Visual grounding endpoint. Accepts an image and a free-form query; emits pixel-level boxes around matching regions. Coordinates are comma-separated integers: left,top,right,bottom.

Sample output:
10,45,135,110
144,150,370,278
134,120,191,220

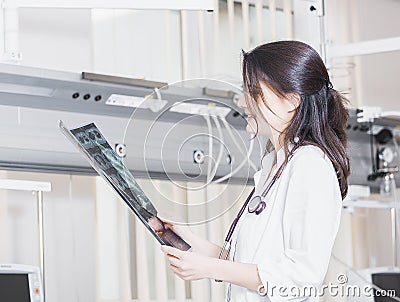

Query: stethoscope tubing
219,146,298,259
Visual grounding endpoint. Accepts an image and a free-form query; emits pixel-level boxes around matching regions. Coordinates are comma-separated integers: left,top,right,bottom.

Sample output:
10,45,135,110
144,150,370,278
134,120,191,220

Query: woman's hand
161,244,263,291
158,214,225,258
164,222,194,243
157,216,195,245
161,245,214,281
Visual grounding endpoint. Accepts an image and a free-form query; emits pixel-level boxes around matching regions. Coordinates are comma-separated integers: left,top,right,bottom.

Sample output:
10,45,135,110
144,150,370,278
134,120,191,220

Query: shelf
343,199,400,209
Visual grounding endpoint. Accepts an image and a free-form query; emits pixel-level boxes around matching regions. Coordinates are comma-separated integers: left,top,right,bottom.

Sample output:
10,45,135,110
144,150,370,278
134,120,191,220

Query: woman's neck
270,131,284,152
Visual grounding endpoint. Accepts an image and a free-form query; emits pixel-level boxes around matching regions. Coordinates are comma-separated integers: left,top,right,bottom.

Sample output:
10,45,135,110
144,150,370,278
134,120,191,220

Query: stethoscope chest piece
248,195,266,215
216,147,297,273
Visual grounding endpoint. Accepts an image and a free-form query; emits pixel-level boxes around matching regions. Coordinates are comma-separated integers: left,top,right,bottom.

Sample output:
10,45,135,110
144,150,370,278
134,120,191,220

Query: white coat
226,145,342,301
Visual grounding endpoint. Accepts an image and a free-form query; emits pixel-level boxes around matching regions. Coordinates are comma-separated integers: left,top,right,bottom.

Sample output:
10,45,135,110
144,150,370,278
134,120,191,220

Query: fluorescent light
0,83,54,97
17,0,215,10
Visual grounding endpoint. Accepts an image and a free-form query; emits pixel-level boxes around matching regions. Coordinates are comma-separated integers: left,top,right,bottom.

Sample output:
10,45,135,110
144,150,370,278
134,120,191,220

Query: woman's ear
285,93,301,113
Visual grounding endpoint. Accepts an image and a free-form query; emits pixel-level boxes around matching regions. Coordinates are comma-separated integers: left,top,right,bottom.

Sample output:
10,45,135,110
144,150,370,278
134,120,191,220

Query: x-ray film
59,120,191,251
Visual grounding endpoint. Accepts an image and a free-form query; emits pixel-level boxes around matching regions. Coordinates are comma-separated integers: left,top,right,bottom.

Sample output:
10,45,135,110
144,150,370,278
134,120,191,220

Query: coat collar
261,143,293,172
254,143,294,193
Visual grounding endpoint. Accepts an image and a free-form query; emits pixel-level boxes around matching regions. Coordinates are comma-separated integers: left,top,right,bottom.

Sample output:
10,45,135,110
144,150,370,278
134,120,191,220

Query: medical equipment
213,116,258,183
220,116,259,172
356,107,400,124
215,146,297,283
0,64,264,182
347,266,400,302
168,98,259,184
366,128,399,186
215,188,254,265
246,157,289,214
247,146,298,215
352,107,400,191
0,264,44,302
204,114,257,184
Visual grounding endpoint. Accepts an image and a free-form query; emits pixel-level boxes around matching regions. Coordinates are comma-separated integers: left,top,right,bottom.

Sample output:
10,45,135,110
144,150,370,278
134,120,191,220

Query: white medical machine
0,264,44,302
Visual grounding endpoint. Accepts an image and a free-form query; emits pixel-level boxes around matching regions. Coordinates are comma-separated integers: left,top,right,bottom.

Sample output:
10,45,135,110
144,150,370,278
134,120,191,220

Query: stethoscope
216,160,284,262
215,152,292,282
213,168,281,284
215,147,296,284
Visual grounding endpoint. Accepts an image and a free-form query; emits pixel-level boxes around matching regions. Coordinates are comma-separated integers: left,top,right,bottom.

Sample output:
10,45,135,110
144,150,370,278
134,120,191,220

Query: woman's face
238,82,299,140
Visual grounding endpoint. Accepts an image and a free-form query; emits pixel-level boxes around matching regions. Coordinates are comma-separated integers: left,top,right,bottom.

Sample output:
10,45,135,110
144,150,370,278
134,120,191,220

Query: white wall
356,0,400,111
91,10,183,83
19,8,92,72
327,0,400,109
17,3,292,84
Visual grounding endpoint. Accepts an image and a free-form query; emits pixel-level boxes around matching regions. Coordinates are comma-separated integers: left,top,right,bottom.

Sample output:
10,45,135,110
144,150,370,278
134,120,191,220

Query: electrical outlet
193,150,205,164
303,0,324,17
169,102,231,118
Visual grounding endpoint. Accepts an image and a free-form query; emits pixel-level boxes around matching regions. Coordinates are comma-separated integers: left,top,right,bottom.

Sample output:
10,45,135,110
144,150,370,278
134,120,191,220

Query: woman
160,40,350,301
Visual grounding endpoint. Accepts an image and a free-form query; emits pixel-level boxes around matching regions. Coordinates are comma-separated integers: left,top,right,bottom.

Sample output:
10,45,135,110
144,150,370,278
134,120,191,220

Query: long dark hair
242,40,350,199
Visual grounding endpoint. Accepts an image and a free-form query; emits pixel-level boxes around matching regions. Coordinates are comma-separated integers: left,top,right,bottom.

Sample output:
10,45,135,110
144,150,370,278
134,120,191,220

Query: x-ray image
59,121,191,251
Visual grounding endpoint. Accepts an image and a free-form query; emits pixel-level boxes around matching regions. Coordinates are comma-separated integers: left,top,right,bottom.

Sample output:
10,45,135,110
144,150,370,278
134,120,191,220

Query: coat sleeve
256,152,342,302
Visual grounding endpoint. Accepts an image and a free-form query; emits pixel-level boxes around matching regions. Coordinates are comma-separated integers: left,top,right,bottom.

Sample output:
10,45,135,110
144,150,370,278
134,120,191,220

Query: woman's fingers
167,255,181,267
157,214,190,237
163,222,173,230
157,216,181,234
169,264,192,280
157,213,176,225
170,263,183,273
161,247,208,281
148,216,165,232
161,245,185,259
